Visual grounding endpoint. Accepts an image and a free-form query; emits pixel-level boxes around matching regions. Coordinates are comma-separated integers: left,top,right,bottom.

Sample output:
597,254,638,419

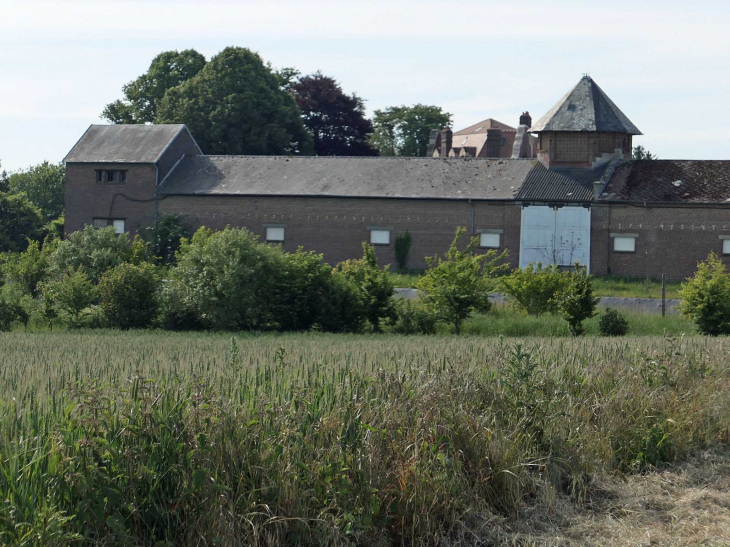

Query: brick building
64,76,730,279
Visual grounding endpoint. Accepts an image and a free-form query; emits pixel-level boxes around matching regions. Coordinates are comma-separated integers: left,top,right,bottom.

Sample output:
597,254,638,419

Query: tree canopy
156,47,313,155
633,145,657,160
0,191,44,253
102,49,207,124
370,104,452,156
291,72,377,156
5,161,65,220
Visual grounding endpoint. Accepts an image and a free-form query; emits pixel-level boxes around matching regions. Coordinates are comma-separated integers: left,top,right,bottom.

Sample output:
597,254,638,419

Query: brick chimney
519,111,532,128
440,127,453,157
485,128,502,158
426,129,440,157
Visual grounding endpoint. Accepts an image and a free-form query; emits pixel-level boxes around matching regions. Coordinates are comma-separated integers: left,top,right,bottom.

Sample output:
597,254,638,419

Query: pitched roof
158,156,536,200
454,118,516,135
516,162,609,202
603,160,730,203
64,124,190,163
530,76,642,135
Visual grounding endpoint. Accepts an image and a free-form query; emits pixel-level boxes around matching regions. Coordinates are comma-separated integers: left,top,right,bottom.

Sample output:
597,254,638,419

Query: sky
1,0,729,172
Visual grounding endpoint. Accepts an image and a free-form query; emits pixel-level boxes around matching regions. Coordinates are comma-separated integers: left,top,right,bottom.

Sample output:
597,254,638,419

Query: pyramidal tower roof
531,76,642,135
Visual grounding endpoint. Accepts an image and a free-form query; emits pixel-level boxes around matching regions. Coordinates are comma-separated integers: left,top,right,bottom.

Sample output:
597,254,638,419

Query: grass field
1,331,728,545
389,271,684,299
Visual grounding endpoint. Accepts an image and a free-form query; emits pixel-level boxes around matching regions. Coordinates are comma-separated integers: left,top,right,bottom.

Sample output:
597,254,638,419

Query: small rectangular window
119,171,126,183
106,170,116,183
613,236,636,252
112,219,125,234
96,170,103,183
266,227,285,242
723,239,730,255
93,218,107,228
370,229,390,245
480,233,500,248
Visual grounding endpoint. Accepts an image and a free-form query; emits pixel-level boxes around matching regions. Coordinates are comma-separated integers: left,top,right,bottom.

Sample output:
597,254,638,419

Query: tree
678,252,730,335
0,161,8,193
102,49,207,124
633,145,657,160
40,268,97,328
138,213,190,266
394,230,412,270
1,239,55,297
157,47,313,155
290,72,378,156
0,192,44,252
500,263,568,316
551,265,599,336
417,227,508,334
98,262,160,329
370,104,452,156
6,161,65,220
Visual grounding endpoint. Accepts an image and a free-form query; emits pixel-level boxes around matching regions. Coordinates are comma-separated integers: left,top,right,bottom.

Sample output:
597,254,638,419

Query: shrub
417,227,508,334
98,262,160,329
0,298,27,331
40,268,98,329
394,229,412,270
335,243,396,332
599,307,629,336
138,213,190,266
318,271,368,333
0,239,53,297
48,225,133,283
389,298,438,334
501,263,568,316
551,265,599,336
679,252,730,335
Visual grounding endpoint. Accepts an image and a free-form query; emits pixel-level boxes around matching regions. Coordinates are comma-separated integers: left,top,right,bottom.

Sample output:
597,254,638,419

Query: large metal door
519,206,590,270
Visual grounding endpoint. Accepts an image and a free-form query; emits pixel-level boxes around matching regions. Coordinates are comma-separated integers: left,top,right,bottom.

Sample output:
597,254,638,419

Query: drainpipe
469,199,475,235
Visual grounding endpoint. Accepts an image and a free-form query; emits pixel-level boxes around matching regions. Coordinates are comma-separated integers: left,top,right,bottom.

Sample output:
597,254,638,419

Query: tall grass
0,332,728,545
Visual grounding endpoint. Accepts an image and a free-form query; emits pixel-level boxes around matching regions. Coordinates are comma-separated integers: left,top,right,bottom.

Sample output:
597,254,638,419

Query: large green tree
291,72,378,156
0,192,44,253
157,47,313,155
370,104,452,156
5,161,65,220
102,49,207,124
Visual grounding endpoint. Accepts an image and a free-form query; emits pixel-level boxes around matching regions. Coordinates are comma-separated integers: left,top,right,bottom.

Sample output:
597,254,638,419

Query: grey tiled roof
158,155,536,200
531,76,642,135
64,124,190,163
516,162,609,202
604,160,730,203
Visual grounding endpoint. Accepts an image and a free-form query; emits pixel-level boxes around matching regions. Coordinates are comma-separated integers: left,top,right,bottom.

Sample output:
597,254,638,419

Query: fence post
661,273,666,317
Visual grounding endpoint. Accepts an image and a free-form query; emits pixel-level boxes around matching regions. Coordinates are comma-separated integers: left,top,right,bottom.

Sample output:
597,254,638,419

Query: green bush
551,265,599,336
599,307,629,336
679,252,730,335
335,243,396,332
138,213,190,266
318,271,368,333
1,239,56,297
501,263,568,316
394,229,412,270
98,262,160,329
40,268,98,329
389,298,438,334
0,298,27,331
417,227,508,334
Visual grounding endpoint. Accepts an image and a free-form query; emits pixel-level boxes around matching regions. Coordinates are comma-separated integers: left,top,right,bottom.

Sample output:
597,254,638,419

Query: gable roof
64,124,191,163
604,160,730,203
516,162,609,202
454,118,516,135
530,76,642,135
158,156,536,200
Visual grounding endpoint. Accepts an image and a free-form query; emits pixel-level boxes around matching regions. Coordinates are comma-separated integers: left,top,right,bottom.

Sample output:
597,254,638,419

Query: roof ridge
197,155,534,161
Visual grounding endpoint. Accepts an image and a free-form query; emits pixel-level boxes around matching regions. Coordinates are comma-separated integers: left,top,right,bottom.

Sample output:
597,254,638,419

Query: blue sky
1,0,729,171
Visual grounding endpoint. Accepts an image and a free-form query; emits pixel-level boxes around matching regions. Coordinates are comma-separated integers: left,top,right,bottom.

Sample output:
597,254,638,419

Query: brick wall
538,132,632,167
159,195,521,269
591,203,730,279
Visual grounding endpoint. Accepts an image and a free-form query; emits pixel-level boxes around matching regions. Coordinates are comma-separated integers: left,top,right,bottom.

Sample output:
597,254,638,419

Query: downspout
469,199,475,235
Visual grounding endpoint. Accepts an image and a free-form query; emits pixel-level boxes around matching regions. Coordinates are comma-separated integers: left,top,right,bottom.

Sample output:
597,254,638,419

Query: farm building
64,76,730,279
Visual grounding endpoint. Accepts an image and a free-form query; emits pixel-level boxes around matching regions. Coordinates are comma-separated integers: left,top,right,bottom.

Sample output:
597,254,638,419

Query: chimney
592,180,603,200
426,129,440,157
519,111,532,128
485,128,502,158
440,127,453,157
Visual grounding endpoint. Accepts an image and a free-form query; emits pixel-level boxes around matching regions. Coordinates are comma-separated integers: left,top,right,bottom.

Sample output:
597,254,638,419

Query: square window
266,227,285,242
480,233,500,248
370,229,390,245
93,218,107,229
112,219,125,234
106,170,116,183
723,239,730,255
613,236,635,252
96,170,103,183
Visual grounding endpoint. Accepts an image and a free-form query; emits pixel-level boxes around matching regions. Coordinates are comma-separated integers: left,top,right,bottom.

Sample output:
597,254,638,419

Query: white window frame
368,227,391,245
112,219,126,234
478,229,502,249
265,226,285,242
611,233,637,253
